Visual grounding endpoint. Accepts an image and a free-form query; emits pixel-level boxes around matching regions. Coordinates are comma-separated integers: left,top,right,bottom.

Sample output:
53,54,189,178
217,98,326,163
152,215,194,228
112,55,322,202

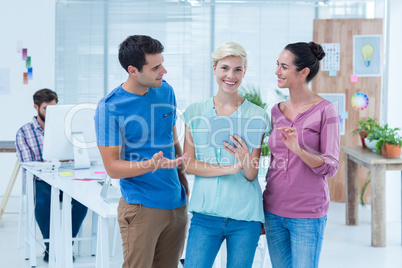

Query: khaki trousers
118,198,187,268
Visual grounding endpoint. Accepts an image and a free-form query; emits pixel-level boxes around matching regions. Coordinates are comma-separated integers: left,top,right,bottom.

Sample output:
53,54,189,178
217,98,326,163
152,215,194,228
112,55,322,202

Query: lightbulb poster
353,35,381,77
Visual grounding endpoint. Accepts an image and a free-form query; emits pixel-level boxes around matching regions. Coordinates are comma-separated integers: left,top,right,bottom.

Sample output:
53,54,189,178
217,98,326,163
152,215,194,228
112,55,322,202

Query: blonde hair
211,42,247,69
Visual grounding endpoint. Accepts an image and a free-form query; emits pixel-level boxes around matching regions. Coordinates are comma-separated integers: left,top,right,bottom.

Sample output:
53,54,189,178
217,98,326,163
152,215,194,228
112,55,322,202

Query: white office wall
0,0,55,196
385,0,402,222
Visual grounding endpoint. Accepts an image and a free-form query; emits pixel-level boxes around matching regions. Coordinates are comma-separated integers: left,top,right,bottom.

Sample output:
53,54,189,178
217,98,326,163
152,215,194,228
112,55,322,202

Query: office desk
341,146,402,247
23,164,119,267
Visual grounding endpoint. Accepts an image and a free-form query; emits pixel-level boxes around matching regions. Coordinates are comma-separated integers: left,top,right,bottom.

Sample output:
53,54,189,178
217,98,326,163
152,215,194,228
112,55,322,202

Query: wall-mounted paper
321,43,340,71
353,35,382,77
351,92,369,111
22,48,28,60
318,93,346,135
0,68,10,94
23,73,28,84
351,75,358,83
27,68,33,80
329,69,337,77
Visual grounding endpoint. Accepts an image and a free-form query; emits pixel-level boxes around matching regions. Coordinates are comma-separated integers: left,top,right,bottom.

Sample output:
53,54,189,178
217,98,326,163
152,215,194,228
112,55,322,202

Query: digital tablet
207,116,266,149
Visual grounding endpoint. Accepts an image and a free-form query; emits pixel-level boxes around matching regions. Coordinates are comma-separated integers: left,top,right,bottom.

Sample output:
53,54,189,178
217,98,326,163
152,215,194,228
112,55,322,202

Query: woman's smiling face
213,56,246,94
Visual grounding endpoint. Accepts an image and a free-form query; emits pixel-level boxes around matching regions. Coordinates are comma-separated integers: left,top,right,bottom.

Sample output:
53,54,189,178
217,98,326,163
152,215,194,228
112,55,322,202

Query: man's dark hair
118,35,164,73
33,88,58,107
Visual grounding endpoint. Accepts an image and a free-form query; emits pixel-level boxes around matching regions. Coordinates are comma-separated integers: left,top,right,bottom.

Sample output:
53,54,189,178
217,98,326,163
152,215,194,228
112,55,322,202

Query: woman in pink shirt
263,42,340,268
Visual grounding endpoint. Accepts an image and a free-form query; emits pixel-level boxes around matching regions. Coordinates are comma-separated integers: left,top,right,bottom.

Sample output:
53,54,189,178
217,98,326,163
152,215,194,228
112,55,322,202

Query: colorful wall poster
353,35,382,77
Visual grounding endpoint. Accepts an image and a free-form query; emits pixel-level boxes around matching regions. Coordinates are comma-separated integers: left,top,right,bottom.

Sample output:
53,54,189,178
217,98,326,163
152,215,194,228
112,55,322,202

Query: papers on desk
73,178,104,181
60,172,74,176
22,161,61,173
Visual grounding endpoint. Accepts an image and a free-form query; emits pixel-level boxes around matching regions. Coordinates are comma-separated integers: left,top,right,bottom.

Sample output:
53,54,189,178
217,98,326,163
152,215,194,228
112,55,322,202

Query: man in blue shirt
95,35,188,268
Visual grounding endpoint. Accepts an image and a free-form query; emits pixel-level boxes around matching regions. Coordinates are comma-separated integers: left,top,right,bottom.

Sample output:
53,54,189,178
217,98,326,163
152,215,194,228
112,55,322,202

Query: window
55,0,375,110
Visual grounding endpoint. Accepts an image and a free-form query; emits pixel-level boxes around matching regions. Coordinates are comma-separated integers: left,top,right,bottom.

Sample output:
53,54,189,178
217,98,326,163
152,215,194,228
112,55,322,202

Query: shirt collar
32,116,44,131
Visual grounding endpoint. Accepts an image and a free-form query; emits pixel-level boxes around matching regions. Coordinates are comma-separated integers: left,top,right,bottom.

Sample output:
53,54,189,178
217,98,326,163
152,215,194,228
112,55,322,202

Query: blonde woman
182,42,270,268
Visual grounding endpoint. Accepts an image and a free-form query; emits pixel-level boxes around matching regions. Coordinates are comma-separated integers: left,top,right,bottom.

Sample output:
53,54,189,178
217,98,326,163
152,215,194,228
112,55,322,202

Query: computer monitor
43,104,101,169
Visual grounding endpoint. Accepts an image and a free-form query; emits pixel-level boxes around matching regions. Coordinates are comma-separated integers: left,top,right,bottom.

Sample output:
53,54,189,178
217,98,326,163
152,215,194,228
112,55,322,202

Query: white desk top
22,164,118,218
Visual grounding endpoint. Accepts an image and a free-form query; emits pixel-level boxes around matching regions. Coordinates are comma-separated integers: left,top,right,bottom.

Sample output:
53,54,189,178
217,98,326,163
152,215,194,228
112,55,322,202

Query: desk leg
62,193,73,268
25,170,37,267
371,165,386,247
96,217,110,268
345,155,359,225
49,186,60,267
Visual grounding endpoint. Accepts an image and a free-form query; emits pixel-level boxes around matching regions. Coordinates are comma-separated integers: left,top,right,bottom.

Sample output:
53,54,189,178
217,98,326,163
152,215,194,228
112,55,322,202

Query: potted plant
258,138,270,177
352,117,380,148
375,124,402,158
365,126,382,152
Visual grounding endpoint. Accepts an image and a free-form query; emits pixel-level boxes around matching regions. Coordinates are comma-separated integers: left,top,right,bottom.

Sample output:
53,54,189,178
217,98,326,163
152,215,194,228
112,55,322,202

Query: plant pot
384,144,402,158
359,131,369,148
364,137,378,152
381,145,387,157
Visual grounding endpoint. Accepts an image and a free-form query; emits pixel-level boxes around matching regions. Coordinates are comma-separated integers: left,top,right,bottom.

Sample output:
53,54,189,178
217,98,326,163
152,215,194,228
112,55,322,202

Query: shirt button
332,161,334,164
284,168,287,171
286,158,288,161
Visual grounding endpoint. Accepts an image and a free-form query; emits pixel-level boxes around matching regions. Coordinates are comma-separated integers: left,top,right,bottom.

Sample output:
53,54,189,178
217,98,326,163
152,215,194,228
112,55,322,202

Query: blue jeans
264,211,327,268
184,212,261,268
35,180,88,249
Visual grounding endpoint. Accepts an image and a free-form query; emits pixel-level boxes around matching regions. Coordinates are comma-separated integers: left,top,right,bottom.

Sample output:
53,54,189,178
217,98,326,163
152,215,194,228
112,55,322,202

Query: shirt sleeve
95,100,121,146
311,103,340,178
15,128,34,163
181,104,195,129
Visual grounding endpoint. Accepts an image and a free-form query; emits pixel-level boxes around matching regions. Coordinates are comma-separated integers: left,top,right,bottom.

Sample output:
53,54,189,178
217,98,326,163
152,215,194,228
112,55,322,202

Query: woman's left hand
223,135,251,168
277,126,301,155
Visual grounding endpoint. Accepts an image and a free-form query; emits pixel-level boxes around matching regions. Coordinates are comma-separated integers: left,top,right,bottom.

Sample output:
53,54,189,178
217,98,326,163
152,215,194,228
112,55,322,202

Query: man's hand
152,151,188,170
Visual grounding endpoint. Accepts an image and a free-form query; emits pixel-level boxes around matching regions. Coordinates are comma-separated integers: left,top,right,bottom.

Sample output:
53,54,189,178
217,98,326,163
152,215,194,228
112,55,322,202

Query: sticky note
94,171,105,174
73,178,104,181
26,57,31,68
27,68,33,80
329,69,337,77
60,172,74,176
17,41,22,53
340,111,349,119
351,75,358,83
22,48,27,60
23,73,28,84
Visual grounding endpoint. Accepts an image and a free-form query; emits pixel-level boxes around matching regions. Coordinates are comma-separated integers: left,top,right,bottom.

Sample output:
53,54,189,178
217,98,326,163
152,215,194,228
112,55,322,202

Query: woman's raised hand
276,126,301,155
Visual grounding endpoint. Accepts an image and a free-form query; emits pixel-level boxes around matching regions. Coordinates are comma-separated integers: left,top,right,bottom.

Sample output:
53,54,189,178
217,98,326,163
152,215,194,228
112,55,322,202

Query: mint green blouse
182,97,270,222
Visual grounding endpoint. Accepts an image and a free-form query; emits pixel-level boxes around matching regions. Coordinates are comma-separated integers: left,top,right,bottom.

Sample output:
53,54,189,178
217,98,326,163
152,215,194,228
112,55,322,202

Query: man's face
135,53,167,89
35,100,57,122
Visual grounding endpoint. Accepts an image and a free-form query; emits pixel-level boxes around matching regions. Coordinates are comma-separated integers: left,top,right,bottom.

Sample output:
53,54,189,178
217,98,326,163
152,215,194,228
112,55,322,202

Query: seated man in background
15,88,88,263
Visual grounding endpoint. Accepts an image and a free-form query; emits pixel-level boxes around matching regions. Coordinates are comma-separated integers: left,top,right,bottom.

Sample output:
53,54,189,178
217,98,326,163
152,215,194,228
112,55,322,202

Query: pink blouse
263,100,340,218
